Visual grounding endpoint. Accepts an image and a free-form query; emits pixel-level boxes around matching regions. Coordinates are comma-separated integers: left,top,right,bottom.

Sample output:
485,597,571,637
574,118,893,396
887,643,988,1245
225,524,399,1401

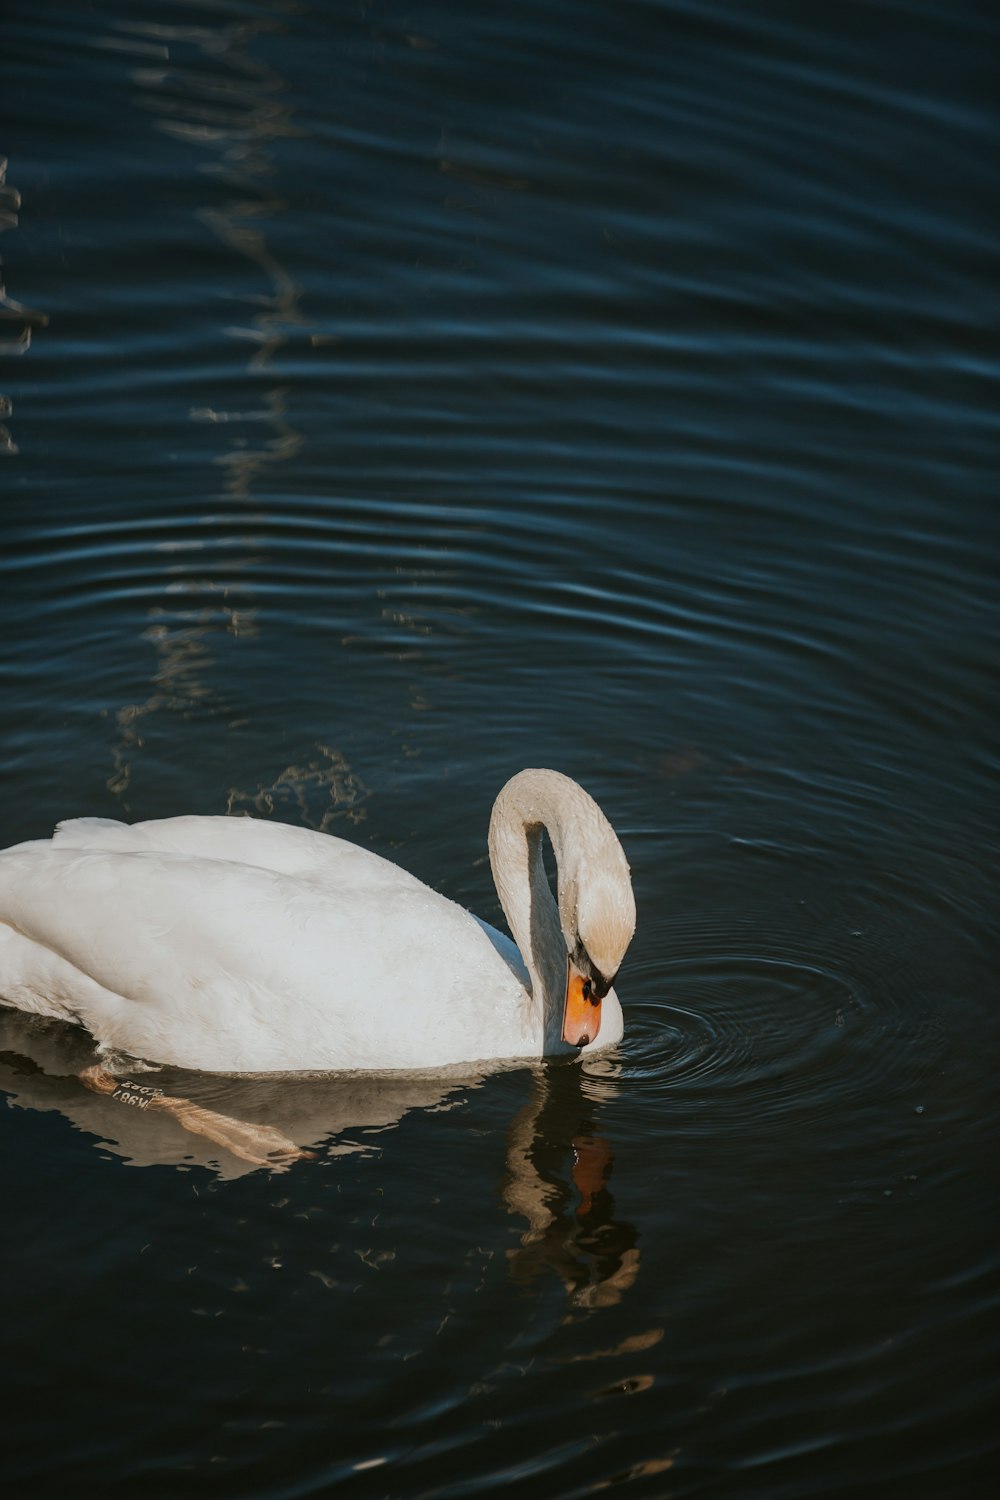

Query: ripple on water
621,932,948,1133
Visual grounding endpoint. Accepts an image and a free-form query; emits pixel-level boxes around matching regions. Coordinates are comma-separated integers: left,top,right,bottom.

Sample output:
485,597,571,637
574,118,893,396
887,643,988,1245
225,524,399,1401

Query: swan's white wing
0,845,533,1071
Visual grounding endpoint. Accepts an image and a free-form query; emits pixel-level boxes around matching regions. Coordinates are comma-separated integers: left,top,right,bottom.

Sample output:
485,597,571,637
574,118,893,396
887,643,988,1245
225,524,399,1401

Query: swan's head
546,780,635,1050
563,864,632,1050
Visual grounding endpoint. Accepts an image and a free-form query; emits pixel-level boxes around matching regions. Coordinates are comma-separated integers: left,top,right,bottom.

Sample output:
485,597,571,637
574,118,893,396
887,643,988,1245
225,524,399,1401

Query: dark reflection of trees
502,1061,640,1309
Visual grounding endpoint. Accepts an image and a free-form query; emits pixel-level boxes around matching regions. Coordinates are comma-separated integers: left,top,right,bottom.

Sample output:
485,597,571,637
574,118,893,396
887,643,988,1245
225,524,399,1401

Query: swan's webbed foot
79,1064,315,1169
163,1096,316,1168
79,1064,118,1096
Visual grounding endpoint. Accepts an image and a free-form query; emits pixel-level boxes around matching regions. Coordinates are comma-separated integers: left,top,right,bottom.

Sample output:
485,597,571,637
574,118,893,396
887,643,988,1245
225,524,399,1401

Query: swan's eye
582,978,594,1004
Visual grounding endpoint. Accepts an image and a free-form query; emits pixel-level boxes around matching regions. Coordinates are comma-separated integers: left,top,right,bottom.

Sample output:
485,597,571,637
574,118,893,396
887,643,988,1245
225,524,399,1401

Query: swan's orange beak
562,960,602,1048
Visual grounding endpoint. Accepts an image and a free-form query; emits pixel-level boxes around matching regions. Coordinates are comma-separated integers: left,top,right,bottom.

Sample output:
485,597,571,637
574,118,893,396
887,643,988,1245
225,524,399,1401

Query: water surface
1,1,996,1495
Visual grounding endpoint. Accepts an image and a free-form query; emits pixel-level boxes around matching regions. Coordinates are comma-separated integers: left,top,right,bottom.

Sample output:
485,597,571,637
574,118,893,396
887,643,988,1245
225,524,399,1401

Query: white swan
0,769,635,1073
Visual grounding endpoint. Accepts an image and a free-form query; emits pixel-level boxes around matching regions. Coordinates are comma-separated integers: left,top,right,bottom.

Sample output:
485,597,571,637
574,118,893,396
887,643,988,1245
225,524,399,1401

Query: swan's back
49,814,428,893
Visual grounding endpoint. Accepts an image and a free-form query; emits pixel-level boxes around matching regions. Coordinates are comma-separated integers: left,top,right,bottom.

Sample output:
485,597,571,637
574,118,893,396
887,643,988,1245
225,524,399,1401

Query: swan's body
0,770,635,1074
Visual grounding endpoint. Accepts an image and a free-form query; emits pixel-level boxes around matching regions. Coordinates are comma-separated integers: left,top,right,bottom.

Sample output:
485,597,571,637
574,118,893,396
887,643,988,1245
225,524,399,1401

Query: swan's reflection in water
0,1011,639,1307
0,1009,471,1178
503,1060,639,1310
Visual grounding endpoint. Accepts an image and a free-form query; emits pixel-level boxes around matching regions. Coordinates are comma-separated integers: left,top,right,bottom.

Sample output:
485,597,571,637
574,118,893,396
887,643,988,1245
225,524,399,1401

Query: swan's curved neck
488,770,586,1050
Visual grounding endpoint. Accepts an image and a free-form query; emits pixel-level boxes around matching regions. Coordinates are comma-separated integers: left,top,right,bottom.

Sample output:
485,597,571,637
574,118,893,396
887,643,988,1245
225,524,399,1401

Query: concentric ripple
620,930,949,1133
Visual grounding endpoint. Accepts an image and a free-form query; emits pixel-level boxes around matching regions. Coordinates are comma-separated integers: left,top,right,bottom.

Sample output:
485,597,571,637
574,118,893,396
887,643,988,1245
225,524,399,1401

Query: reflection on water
105,6,311,810
0,1008,473,1178
0,157,48,453
128,4,306,385
0,1008,640,1308
226,742,370,829
504,1061,640,1310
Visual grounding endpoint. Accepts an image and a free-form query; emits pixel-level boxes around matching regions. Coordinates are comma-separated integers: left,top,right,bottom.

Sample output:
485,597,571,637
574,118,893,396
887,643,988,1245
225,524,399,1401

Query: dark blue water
1,2,997,1495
